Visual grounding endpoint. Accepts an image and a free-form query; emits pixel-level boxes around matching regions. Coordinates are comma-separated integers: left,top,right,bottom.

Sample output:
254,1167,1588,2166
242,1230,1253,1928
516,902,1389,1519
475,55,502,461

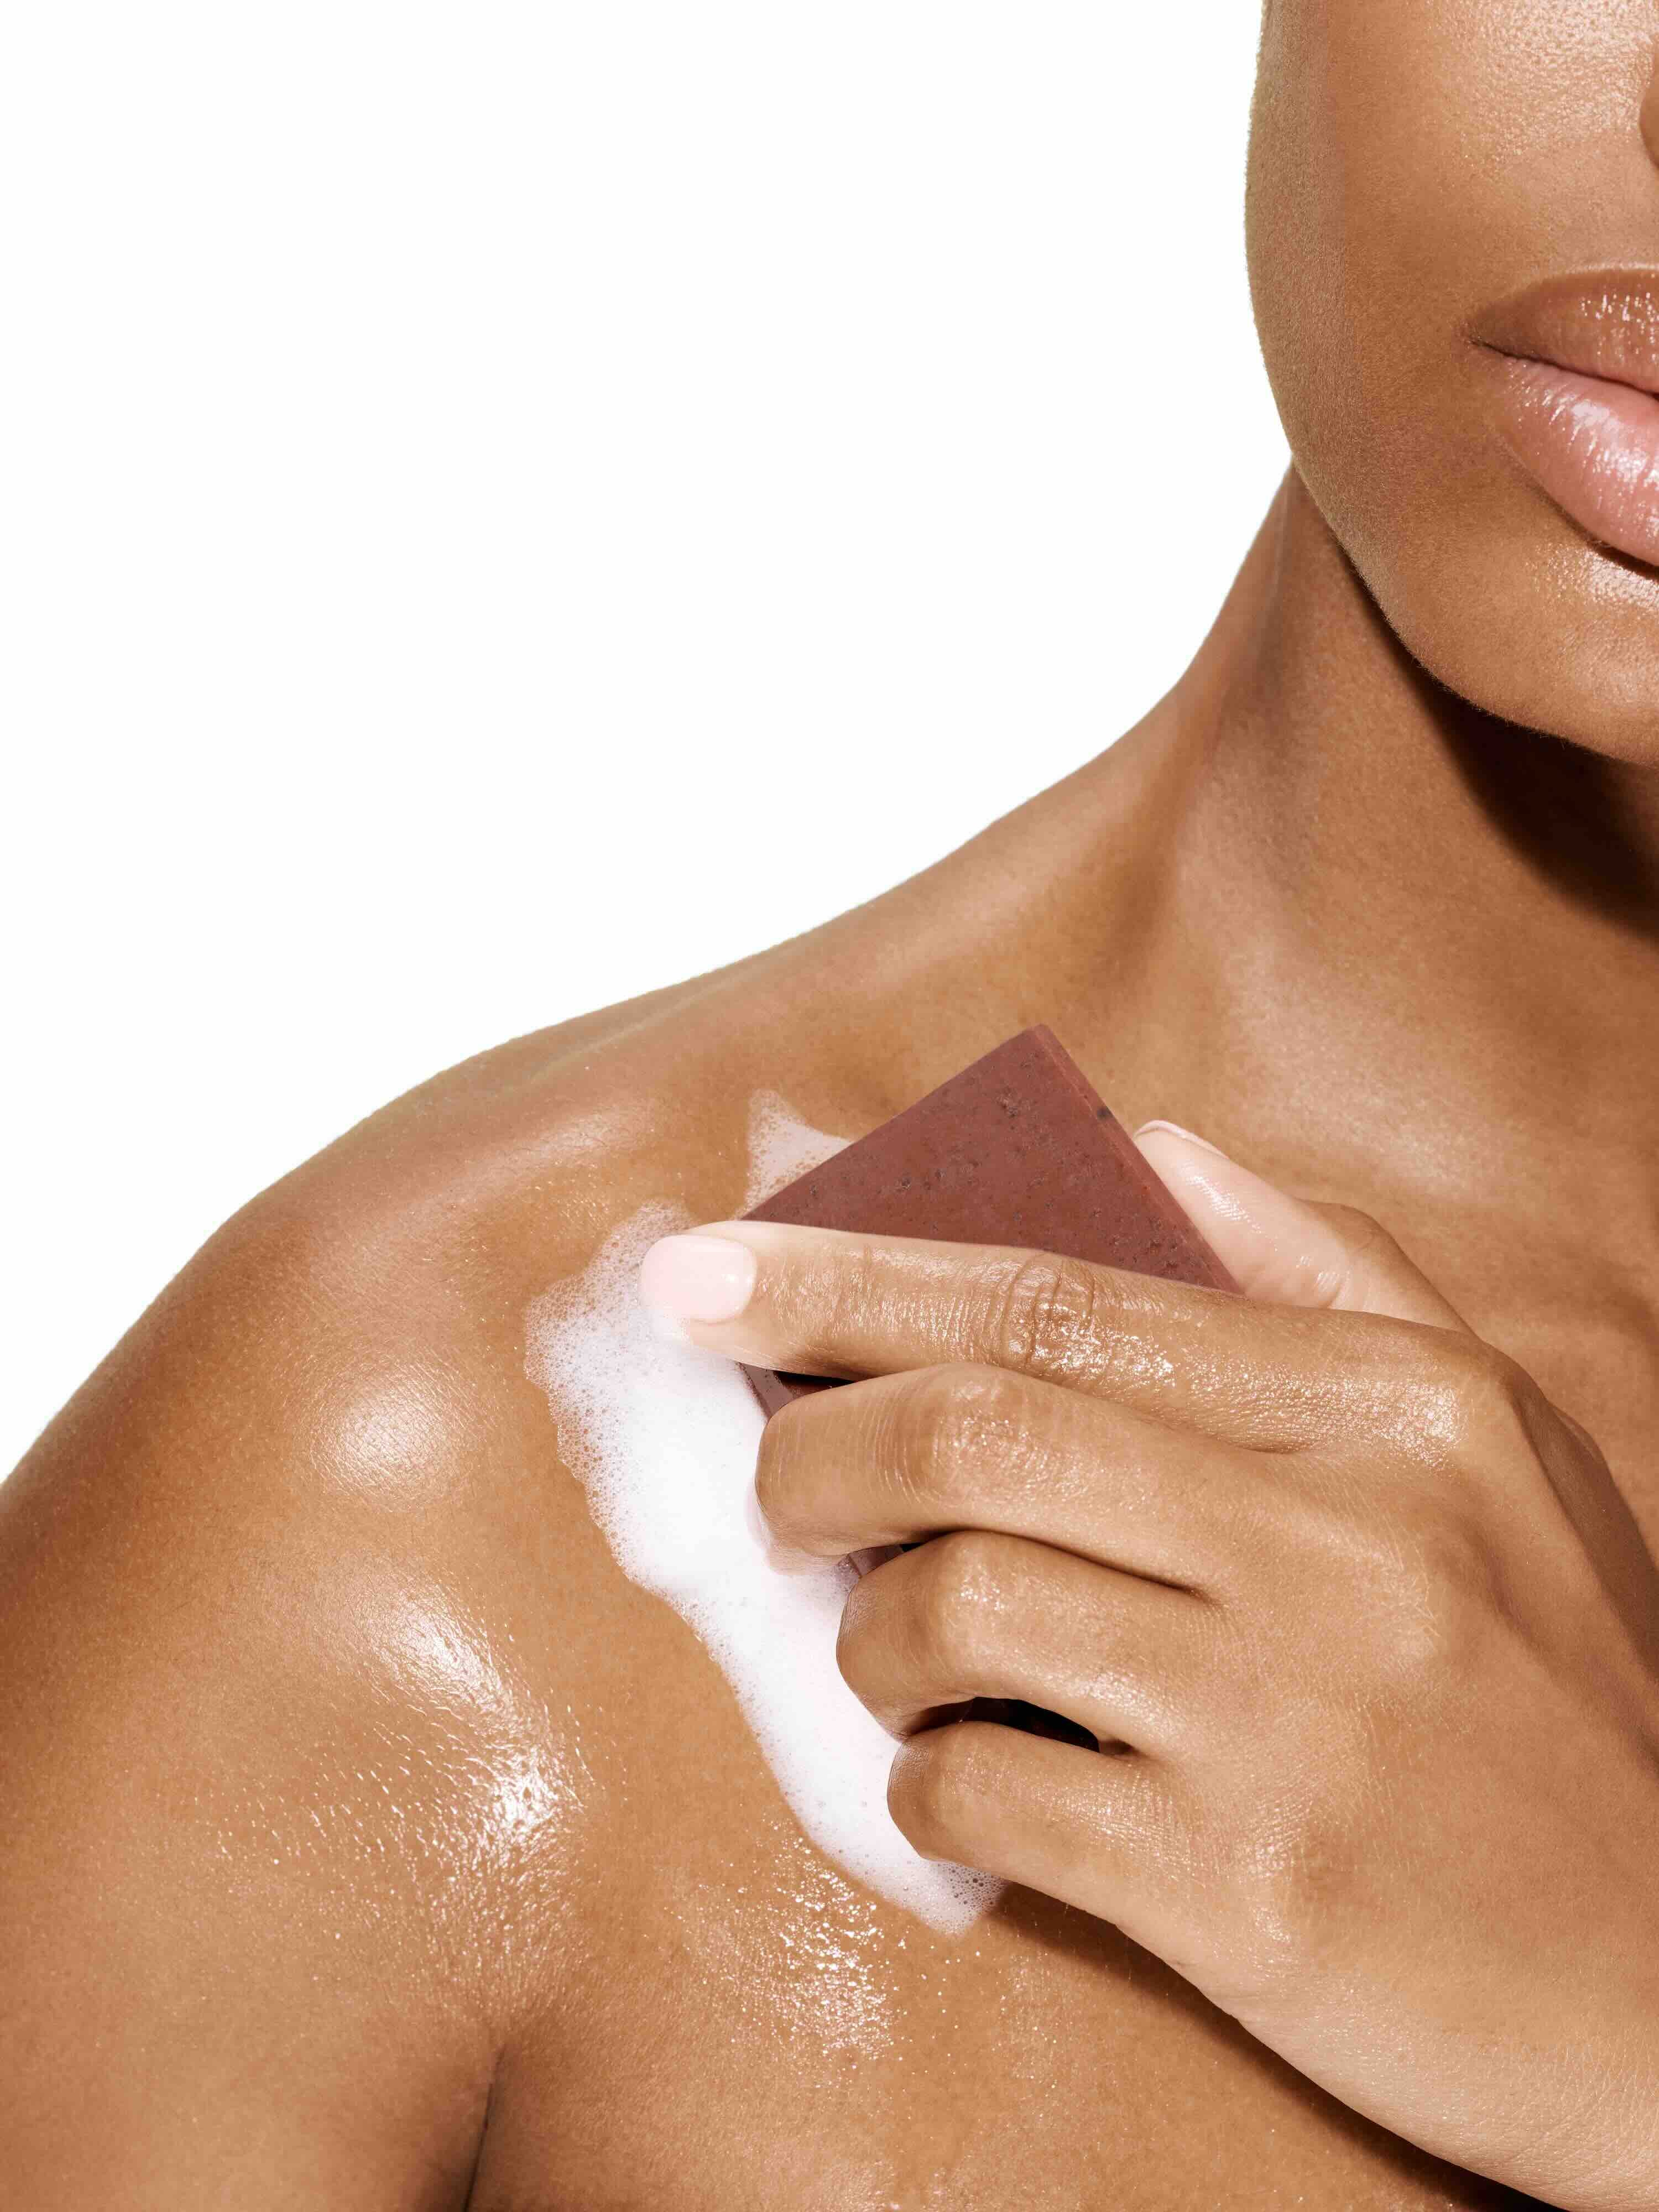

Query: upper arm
0,1197,575,2208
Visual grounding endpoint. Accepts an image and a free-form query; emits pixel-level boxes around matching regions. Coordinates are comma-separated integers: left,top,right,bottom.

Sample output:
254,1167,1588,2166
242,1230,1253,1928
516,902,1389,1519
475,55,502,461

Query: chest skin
455,1208,1632,2212
462,1587,1537,2212
351,864,1654,2212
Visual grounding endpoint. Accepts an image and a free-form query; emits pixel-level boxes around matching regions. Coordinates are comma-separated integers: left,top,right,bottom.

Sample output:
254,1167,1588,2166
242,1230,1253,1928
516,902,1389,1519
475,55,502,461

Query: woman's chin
1367,507,1659,767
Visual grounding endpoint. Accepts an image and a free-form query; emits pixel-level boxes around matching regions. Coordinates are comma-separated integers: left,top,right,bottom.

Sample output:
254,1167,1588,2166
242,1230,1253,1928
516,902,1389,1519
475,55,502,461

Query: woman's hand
639,1129,1659,2211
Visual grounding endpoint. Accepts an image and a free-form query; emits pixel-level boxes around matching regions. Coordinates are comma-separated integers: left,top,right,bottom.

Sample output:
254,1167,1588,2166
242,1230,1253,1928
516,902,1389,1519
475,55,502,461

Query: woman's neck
1035,471,1659,1240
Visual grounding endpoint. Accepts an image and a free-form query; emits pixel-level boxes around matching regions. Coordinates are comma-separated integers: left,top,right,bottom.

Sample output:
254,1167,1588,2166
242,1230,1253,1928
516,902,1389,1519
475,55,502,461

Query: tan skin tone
6,2,1659,2204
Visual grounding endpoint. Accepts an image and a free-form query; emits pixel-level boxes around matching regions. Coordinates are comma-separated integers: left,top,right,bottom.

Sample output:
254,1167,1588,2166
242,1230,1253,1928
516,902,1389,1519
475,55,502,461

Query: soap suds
742,1088,850,1210
524,1097,999,1934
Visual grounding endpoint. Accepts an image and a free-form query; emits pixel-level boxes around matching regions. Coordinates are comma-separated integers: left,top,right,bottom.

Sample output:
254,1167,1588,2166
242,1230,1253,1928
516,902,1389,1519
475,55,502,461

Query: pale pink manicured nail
1133,1117,1230,1160
638,1233,757,1324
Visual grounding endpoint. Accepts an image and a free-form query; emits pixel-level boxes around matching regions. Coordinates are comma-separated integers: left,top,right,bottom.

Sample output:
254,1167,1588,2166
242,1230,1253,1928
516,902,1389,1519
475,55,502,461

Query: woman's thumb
1134,1120,1469,1332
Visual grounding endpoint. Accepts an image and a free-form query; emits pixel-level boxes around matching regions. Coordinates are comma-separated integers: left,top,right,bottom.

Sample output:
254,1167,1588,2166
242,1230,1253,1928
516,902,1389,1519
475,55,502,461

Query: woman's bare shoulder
0,958,881,2197
1,960,822,1757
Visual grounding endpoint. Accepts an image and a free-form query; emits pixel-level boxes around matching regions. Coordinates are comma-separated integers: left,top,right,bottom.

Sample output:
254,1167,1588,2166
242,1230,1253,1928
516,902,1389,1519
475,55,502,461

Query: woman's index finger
637,1219,1443,1452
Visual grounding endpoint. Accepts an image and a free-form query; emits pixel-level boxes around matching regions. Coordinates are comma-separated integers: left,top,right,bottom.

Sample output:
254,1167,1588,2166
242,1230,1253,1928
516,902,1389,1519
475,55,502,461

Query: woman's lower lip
1483,352,1659,568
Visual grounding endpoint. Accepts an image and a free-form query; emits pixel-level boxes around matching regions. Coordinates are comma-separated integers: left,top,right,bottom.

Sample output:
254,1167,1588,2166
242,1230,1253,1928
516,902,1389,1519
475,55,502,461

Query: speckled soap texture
741,1024,1240,1418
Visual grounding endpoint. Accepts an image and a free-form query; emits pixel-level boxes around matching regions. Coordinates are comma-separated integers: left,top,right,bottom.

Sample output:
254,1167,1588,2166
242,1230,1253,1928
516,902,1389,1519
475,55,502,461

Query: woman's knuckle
1314,1202,1400,1269
1285,1491,1496,1728
901,1363,1027,1501
1431,1336,1540,1459
912,1528,1001,1673
752,1399,812,1540
983,1251,1105,1379
896,1365,976,1499
1201,1788,1350,2001
1312,1199,1383,1241
1228,1848,1320,1997
834,1577,881,1698
888,1726,993,1859
1290,1477,1495,1692
1383,1514,1497,1689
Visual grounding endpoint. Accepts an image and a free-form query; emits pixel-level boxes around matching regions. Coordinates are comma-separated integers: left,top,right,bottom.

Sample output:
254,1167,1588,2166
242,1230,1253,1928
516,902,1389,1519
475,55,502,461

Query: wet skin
9,1,1659,2204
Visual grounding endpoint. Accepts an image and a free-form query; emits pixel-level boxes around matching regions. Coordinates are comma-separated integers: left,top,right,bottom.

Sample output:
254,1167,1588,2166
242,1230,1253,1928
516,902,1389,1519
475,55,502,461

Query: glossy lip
1470,269,1659,569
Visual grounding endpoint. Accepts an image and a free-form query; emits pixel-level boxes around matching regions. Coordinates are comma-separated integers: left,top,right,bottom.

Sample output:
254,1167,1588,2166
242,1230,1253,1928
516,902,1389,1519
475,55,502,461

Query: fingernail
638,1233,757,1325
1134,1118,1230,1160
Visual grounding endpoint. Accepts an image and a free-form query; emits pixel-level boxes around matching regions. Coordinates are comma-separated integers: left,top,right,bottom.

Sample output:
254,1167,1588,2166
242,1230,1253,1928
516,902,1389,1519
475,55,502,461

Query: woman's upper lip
1469,269,1659,395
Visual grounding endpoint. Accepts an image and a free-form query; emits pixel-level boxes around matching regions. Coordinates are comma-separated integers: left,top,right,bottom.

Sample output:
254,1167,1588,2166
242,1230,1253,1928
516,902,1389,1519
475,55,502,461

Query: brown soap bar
742,1024,1239,1417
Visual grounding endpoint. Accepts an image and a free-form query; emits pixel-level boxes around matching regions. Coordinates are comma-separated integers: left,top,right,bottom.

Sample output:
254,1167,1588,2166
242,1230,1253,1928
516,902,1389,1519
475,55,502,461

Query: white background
2,4,1285,1474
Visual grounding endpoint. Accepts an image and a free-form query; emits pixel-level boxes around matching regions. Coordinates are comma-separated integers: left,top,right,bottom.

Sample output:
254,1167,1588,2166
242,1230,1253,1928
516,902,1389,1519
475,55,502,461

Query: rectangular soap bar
741,1024,1239,1417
